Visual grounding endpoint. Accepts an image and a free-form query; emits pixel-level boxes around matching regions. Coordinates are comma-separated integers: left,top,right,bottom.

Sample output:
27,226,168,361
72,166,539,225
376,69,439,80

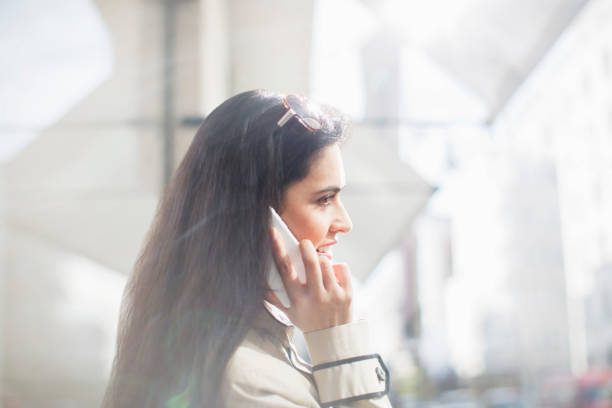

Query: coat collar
250,301,295,347
263,301,293,327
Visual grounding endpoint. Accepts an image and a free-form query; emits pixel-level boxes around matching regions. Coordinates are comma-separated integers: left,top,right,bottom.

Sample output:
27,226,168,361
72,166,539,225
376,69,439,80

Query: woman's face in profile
280,144,353,262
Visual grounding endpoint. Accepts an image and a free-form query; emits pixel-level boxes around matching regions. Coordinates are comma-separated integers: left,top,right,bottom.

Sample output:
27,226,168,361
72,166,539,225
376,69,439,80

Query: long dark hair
103,90,347,407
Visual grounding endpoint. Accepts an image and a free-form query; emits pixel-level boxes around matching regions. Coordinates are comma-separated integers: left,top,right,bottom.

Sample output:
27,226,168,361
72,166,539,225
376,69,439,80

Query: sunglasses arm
277,109,295,127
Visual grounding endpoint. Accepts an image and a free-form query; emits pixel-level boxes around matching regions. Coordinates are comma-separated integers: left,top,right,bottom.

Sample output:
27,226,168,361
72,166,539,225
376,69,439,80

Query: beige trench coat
221,303,392,407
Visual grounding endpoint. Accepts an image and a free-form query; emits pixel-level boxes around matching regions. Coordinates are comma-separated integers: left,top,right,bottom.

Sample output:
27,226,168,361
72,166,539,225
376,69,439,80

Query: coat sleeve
222,319,392,408
303,319,392,408
222,342,322,408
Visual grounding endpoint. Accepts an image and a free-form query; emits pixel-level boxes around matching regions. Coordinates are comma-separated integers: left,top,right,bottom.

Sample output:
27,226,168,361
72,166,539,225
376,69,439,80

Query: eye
317,193,335,206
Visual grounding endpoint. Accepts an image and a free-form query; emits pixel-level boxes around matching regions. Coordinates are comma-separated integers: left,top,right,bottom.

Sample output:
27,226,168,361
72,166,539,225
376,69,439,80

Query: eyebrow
312,185,344,195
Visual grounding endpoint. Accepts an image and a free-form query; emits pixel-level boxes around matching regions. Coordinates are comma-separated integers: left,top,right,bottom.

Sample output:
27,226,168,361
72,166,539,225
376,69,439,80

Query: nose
331,200,352,234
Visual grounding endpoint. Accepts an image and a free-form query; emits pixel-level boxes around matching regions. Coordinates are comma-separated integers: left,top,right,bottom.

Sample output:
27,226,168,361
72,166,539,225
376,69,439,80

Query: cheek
284,208,329,244
299,215,328,243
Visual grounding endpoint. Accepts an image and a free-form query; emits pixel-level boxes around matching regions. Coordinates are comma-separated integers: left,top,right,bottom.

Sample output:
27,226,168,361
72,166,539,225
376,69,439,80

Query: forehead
302,144,345,187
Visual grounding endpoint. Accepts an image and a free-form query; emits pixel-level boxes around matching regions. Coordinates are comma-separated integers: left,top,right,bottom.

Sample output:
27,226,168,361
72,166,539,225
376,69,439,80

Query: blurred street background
1,0,612,407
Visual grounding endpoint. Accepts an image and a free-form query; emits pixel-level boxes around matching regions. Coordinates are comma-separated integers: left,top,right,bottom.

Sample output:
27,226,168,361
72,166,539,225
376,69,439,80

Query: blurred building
389,0,611,400
494,157,571,385
585,264,612,367
493,0,612,379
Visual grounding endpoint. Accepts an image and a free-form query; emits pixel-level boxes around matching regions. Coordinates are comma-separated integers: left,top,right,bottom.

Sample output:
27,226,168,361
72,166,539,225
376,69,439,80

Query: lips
316,250,333,260
316,240,336,260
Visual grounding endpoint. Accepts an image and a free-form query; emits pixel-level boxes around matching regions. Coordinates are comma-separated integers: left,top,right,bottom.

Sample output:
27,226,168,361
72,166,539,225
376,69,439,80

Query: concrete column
200,0,230,114
228,0,314,95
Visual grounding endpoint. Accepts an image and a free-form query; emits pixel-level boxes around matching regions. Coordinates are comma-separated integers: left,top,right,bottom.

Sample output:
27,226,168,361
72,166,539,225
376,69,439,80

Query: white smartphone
267,207,306,308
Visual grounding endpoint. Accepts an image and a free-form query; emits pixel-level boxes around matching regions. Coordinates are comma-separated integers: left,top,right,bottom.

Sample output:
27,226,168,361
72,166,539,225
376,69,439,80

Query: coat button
375,366,385,383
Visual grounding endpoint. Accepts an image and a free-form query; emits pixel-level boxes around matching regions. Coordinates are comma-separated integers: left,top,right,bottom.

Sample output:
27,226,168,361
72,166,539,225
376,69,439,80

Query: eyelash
317,194,336,206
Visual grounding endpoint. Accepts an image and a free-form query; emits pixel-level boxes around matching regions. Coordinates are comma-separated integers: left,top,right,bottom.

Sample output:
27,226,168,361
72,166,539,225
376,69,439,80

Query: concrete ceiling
360,0,591,121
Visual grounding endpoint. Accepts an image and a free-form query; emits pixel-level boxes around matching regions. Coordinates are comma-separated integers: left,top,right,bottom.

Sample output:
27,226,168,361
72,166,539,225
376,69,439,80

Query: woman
103,90,391,407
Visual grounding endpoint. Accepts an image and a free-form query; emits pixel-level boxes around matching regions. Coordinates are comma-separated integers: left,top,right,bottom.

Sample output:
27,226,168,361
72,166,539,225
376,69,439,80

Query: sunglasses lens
285,94,321,130
302,117,321,130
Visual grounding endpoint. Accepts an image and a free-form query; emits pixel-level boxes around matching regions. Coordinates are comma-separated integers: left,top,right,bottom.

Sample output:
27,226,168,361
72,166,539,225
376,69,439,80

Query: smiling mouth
316,247,333,260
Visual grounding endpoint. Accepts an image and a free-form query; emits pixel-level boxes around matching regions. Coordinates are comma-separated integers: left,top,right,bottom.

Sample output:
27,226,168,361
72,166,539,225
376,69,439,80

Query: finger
332,263,353,294
299,240,324,292
319,255,338,291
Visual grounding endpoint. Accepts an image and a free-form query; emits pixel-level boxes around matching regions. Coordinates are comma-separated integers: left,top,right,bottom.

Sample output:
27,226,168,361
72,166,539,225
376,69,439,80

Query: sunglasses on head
276,94,322,131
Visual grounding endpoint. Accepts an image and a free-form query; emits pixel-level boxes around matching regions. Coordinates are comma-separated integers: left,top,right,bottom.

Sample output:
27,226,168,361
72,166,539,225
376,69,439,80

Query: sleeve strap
304,320,390,406
312,353,390,407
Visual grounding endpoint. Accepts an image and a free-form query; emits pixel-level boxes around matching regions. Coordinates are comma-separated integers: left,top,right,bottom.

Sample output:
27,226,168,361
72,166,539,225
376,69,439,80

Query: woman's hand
266,227,353,333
